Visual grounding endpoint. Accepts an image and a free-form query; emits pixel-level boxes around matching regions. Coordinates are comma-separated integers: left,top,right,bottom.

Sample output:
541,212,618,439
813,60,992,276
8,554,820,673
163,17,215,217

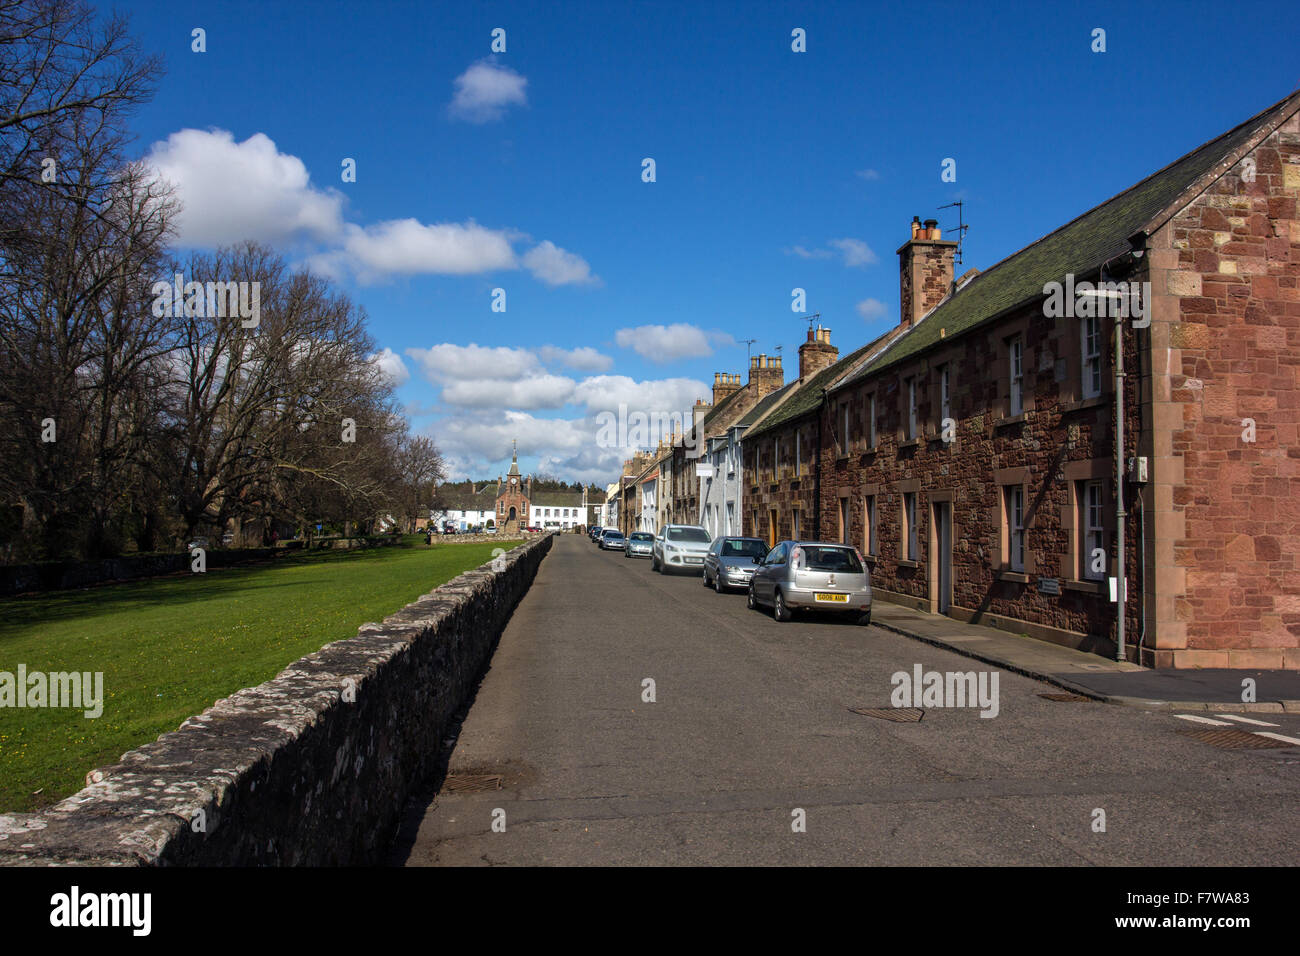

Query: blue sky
119,0,1300,482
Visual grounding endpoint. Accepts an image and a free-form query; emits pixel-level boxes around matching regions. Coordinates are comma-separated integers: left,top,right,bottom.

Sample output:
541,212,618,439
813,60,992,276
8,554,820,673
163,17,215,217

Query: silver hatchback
748,540,872,625
702,536,768,592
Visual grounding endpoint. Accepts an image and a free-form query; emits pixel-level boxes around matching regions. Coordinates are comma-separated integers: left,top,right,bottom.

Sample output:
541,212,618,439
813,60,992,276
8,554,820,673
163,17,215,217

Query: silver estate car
601,530,626,551
748,540,872,625
702,536,769,592
624,531,654,558
651,524,712,573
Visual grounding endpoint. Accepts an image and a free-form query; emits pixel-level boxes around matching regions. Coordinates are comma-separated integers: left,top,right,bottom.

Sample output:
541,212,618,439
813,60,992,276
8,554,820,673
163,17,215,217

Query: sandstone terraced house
647,89,1300,669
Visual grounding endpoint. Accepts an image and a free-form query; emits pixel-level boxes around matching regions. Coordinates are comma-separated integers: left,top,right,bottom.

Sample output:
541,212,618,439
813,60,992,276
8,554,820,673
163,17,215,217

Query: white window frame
1082,316,1102,400
909,378,918,439
866,495,878,555
1007,485,1025,572
903,492,918,561
868,394,877,449
1009,337,1024,416
1084,480,1106,580
940,363,951,423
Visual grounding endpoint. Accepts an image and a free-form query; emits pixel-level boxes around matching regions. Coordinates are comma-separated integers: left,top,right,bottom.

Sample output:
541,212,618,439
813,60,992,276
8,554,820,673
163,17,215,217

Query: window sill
864,553,878,565
897,559,919,569
835,455,850,466
1060,395,1108,414
1064,578,1106,594
996,570,1030,583
995,413,1027,428
898,438,920,450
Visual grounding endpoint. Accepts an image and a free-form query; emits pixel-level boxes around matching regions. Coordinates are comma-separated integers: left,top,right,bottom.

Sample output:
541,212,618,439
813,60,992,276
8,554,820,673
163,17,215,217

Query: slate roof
830,88,1300,392
437,481,499,510
745,326,903,440
734,379,800,429
530,490,585,507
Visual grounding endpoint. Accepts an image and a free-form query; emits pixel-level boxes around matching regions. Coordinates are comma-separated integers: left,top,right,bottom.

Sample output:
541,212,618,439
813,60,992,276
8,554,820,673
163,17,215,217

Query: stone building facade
739,90,1300,668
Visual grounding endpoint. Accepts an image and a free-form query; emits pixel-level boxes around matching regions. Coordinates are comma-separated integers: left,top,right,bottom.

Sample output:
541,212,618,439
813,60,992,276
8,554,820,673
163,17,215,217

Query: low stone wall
0,533,554,866
0,536,400,597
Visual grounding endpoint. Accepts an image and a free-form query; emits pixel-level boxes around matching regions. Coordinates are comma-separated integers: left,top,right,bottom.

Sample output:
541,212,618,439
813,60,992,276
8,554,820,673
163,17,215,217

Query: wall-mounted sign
696,463,713,477
1037,577,1060,595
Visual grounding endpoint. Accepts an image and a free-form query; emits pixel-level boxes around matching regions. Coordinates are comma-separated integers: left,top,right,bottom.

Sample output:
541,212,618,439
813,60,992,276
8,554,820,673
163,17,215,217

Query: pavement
389,533,1300,867
869,602,1300,713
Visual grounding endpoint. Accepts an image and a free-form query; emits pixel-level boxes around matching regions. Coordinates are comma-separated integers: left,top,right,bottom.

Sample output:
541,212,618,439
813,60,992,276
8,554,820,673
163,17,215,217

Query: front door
934,501,952,615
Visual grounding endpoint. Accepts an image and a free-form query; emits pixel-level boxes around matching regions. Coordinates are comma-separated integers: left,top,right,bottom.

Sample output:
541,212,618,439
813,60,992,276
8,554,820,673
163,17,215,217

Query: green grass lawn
0,536,514,812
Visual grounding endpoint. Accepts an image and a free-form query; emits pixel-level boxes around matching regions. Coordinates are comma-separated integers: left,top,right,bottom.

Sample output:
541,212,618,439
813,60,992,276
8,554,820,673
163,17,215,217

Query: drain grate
849,707,924,722
443,772,504,793
1178,728,1296,750
1038,692,1093,702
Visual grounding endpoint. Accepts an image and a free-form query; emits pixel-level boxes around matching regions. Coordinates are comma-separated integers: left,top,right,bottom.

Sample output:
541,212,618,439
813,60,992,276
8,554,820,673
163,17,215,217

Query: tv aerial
938,201,969,266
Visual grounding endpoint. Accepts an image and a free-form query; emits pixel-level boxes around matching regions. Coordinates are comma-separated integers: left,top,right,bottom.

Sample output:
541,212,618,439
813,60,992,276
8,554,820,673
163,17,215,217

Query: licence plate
815,592,848,603
685,556,702,564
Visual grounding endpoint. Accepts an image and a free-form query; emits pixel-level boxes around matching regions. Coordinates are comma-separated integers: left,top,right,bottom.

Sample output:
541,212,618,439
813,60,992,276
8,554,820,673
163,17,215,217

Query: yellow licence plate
815,592,848,603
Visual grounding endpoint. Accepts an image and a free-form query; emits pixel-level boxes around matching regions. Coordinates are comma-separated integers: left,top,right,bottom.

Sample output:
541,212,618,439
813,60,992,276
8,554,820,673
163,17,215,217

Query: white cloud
827,238,879,267
539,345,613,372
323,219,519,280
785,237,878,268
370,347,410,386
449,59,528,123
614,323,733,363
856,298,889,321
406,343,541,383
523,240,599,286
856,168,881,181
571,375,710,416
146,129,344,247
441,374,576,410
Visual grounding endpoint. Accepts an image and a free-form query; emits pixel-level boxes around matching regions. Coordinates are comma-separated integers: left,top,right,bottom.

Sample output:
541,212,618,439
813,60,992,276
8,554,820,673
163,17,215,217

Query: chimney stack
712,371,742,405
748,352,784,396
898,215,958,328
798,325,838,381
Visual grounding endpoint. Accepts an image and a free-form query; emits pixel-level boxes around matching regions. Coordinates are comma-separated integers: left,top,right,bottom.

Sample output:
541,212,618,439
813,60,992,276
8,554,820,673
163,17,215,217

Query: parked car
703,536,768,592
624,531,654,558
748,540,871,625
651,524,712,573
601,530,626,551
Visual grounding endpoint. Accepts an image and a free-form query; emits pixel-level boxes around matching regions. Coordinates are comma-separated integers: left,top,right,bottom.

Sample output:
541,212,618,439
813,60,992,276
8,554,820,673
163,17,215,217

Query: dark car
703,536,768,592
748,540,872,624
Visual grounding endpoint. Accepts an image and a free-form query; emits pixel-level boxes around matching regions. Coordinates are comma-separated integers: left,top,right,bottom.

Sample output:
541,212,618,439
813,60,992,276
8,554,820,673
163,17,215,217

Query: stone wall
0,533,553,866
1145,114,1300,667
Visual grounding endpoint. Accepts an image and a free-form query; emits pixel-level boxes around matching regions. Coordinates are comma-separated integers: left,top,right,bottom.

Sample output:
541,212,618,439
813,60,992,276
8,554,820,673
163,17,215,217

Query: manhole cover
1038,693,1093,702
1178,728,1296,750
443,773,503,793
849,707,924,722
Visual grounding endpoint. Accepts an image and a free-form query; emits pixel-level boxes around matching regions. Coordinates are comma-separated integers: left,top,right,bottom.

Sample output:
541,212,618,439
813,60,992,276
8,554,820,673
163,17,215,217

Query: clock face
511,478,516,485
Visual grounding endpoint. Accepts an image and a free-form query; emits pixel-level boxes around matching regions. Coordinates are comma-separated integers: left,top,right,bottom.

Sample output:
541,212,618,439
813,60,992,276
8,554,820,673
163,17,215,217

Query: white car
651,524,712,574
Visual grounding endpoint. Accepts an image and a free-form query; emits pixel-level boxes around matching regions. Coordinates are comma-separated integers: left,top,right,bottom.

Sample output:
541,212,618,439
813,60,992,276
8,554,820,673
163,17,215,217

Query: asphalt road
392,533,1300,866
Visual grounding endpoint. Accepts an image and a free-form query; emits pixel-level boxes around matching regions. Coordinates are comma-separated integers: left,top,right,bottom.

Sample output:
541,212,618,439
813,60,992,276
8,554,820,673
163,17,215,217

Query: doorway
933,500,952,614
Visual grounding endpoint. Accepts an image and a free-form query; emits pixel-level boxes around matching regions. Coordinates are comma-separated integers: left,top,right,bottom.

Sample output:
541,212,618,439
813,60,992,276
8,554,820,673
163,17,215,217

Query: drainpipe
1114,294,1127,663
813,390,825,541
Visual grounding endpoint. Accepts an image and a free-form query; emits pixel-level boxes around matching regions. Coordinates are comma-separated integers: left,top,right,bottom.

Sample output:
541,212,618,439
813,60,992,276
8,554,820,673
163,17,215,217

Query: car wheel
773,589,793,622
856,610,872,627
747,582,757,609
701,568,711,587
714,572,725,593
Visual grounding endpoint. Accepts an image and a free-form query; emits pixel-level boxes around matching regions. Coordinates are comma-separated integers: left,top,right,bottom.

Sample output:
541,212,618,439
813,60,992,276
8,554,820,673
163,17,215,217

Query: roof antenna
742,338,758,361
938,201,968,266
796,311,820,333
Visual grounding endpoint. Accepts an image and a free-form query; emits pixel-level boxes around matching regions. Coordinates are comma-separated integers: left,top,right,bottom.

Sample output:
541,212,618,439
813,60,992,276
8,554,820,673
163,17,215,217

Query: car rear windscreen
801,546,864,573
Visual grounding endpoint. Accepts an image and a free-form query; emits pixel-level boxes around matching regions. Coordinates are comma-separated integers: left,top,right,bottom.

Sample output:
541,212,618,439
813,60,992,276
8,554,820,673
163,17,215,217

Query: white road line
1253,731,1300,747
1174,714,1233,726
1215,714,1280,727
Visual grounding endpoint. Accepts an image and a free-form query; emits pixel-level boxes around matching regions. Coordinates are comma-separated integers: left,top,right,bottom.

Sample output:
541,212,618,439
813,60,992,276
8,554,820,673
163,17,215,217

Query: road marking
1214,714,1279,727
1252,731,1300,747
1174,714,1233,726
